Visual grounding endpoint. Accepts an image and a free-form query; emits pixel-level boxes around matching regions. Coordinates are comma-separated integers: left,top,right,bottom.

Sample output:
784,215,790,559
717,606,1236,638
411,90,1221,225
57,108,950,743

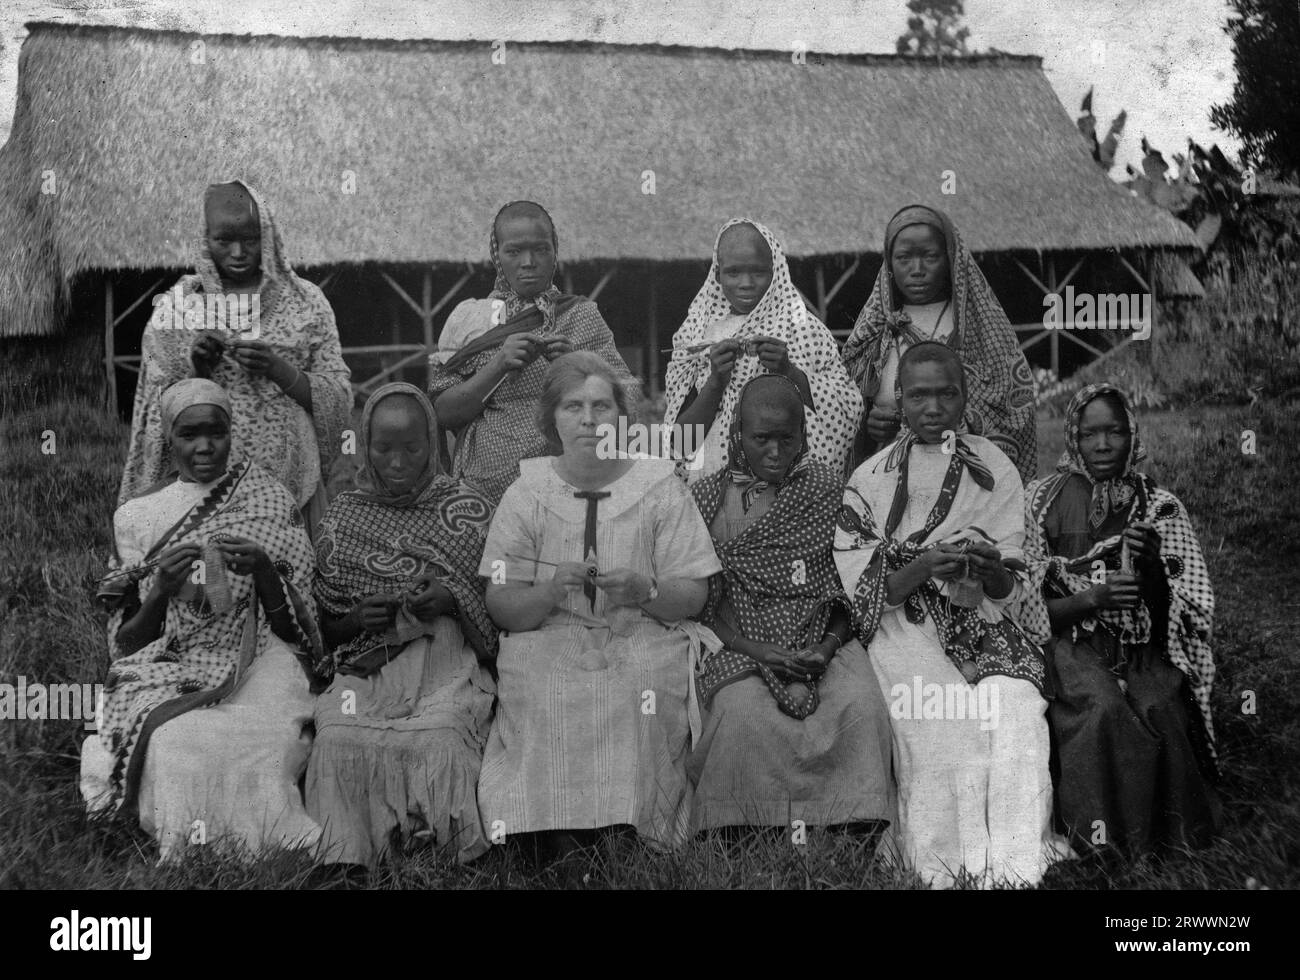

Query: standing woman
1018,384,1220,854
841,204,1037,481
430,201,640,502
476,352,720,857
118,180,352,533
663,218,862,481
83,379,324,860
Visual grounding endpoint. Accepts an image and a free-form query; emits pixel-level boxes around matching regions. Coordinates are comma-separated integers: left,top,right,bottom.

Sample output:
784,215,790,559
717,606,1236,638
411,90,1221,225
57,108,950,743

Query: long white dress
834,437,1071,888
80,476,321,861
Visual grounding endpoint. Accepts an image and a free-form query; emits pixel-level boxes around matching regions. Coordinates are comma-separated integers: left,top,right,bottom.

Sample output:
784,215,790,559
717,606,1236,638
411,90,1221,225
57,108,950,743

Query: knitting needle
503,552,599,575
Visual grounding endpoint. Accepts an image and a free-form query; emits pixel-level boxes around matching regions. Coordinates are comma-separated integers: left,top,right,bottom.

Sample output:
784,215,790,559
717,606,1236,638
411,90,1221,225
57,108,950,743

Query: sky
0,0,1241,176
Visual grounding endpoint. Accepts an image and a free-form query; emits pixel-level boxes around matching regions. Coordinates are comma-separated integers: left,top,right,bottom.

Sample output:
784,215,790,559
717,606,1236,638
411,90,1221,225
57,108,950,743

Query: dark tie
573,490,610,611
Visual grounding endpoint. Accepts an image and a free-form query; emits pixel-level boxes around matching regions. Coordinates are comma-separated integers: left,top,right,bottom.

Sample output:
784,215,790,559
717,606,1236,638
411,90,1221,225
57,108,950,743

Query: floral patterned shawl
313,384,498,676
118,179,352,510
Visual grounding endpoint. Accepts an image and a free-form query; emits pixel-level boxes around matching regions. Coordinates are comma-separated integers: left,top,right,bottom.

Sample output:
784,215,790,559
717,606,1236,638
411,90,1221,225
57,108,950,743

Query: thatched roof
1,22,1199,337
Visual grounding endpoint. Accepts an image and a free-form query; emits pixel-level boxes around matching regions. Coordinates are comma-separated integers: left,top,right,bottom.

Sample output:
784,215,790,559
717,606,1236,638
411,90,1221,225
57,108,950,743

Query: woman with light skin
476,351,721,866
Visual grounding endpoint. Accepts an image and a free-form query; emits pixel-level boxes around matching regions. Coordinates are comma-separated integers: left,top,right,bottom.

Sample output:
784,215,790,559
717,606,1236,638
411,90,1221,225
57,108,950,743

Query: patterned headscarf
159,378,232,433
1057,383,1149,533
842,204,1037,481
489,200,563,333
663,219,862,475
354,382,443,506
726,374,811,511
196,179,311,321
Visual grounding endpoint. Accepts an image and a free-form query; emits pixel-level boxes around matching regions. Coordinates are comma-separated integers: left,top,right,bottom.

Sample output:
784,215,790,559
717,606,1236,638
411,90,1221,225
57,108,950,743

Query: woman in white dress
83,378,324,861
834,342,1071,887
476,351,721,861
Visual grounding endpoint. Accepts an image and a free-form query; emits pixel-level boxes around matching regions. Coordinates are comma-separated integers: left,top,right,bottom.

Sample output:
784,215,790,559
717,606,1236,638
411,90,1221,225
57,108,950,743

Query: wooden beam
815,264,828,322
354,349,435,395
104,276,116,412
1012,258,1051,297
1056,255,1087,291
1116,253,1152,293
112,276,168,329
824,257,861,308
563,270,575,295
379,271,424,319
429,269,472,318
342,344,426,355
588,266,617,302
316,271,337,293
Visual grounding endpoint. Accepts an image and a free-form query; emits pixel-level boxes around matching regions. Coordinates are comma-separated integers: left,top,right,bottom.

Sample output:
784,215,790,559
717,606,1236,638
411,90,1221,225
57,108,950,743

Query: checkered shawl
1017,385,1217,752
97,460,322,813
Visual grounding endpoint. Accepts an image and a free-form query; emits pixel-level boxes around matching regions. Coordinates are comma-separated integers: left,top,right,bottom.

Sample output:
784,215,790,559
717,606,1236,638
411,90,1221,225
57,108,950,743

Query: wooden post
1047,257,1059,377
421,269,434,390
647,275,659,397
815,264,828,323
104,276,116,413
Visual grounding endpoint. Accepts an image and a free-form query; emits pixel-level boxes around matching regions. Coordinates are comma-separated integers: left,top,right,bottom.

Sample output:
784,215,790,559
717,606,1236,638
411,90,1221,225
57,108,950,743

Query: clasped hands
351,573,453,633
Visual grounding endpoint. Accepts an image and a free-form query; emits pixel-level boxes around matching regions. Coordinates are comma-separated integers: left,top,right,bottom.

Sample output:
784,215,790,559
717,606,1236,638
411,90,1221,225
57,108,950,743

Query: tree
1209,0,1300,179
896,0,972,59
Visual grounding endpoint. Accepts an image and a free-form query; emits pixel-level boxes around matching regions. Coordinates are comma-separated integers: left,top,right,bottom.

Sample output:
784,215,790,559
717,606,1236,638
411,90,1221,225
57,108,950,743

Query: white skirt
81,638,322,861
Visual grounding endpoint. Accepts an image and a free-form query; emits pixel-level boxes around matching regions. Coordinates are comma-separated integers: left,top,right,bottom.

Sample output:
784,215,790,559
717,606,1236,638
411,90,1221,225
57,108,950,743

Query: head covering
354,382,442,507
196,178,306,319
726,374,810,510
842,203,1037,481
663,218,862,478
160,378,232,433
489,200,564,332
1058,383,1149,532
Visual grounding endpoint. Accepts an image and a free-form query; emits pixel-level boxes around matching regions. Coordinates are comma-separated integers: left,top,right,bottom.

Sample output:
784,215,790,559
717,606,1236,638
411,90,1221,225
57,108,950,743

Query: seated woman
83,378,323,860
430,201,641,502
687,374,894,832
1019,384,1220,854
477,351,721,857
834,342,1069,888
306,383,499,867
119,180,351,534
841,204,1036,481
663,219,862,481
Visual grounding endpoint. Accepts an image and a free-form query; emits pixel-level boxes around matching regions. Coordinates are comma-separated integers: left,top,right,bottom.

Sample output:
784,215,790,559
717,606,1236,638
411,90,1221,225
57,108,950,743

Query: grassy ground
1,386,1297,889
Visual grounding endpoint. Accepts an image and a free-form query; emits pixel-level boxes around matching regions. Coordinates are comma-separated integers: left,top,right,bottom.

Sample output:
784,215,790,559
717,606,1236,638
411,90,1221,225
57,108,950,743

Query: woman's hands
216,536,273,576
705,339,741,390
190,333,225,379
152,542,204,597
752,335,793,377
741,640,826,681
865,405,902,445
593,568,654,607
227,339,288,380
1088,572,1143,611
547,562,595,607
407,574,454,620
352,593,402,633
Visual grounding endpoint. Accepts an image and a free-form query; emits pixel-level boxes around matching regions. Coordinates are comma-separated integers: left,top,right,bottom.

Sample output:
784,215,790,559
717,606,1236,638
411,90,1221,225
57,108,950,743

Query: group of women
80,182,1221,888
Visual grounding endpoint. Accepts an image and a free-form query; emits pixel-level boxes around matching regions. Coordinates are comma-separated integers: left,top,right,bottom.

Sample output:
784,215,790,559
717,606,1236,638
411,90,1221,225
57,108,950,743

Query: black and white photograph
0,0,1294,929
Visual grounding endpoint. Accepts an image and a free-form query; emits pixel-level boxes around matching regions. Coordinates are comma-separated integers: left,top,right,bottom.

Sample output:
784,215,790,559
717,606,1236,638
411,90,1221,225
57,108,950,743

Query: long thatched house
0,21,1200,413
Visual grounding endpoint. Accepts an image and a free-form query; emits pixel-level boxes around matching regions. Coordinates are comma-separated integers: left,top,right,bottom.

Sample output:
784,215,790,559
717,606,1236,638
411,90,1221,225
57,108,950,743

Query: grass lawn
1,395,1296,889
